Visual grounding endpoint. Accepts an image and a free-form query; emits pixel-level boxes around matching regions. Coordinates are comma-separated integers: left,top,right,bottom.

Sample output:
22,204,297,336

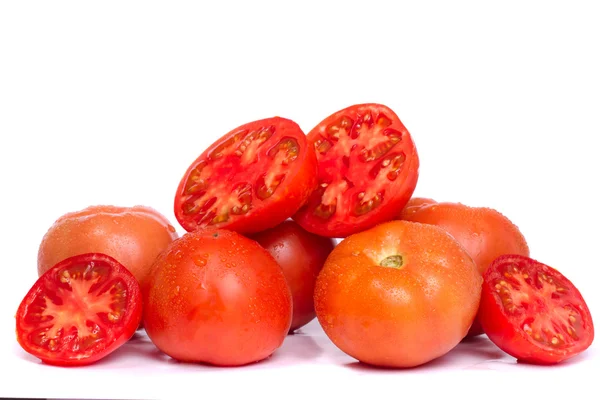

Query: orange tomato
37,205,179,293
398,199,530,336
314,220,482,368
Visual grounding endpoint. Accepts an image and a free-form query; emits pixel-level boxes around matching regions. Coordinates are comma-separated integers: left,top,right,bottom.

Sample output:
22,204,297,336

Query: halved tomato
479,254,594,364
16,253,142,366
174,117,318,234
293,104,419,238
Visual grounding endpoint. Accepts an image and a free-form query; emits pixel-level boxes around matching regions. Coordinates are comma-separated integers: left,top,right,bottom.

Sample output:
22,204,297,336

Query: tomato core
380,255,403,269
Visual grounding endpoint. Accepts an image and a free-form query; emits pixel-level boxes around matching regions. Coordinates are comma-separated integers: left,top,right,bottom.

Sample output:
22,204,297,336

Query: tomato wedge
16,253,142,366
479,254,594,365
293,104,419,238
174,117,318,234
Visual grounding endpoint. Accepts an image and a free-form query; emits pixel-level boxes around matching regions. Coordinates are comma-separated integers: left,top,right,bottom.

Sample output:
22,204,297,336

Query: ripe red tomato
250,220,336,332
174,117,317,235
143,229,293,366
398,199,530,336
314,220,482,368
37,205,179,294
16,253,142,366
293,104,419,238
479,254,594,364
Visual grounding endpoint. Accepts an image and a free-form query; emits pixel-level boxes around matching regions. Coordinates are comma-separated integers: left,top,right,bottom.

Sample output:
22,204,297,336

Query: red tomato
314,220,482,368
16,253,142,366
250,220,336,332
398,199,530,336
479,254,594,364
174,117,317,234
37,205,179,294
143,229,292,366
293,103,419,238
397,197,437,219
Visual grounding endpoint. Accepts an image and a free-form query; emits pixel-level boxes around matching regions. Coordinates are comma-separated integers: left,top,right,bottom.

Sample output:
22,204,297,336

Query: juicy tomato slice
16,253,142,366
174,117,317,234
292,104,419,238
479,254,594,365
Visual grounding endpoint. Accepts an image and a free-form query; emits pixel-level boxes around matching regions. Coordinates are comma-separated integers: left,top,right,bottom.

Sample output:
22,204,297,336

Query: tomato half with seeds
293,104,419,238
479,254,594,365
174,117,317,234
16,253,142,366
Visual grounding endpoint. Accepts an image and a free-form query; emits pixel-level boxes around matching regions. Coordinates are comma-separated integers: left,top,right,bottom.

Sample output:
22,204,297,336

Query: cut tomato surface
174,117,317,234
16,253,142,366
293,104,419,238
479,254,594,364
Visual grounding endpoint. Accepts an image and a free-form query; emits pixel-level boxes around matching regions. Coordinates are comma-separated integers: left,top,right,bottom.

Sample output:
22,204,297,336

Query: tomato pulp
293,104,419,238
16,253,142,366
174,117,317,234
479,254,594,364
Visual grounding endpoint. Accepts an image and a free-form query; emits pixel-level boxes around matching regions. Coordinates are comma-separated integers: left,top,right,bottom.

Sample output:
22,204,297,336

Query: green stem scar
380,255,403,269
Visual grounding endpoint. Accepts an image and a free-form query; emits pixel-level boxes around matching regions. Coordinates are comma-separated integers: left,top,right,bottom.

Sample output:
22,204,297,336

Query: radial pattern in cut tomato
479,254,594,365
293,104,419,238
174,117,317,234
16,253,142,366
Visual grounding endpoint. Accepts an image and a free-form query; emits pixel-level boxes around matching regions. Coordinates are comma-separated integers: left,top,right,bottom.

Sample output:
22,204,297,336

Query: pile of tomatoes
16,103,594,368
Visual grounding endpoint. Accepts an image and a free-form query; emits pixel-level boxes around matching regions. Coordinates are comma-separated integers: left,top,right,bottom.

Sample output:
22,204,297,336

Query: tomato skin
398,200,530,336
249,220,336,332
479,254,594,365
293,103,420,238
314,220,481,368
37,205,179,294
143,229,293,366
174,117,318,235
16,253,142,366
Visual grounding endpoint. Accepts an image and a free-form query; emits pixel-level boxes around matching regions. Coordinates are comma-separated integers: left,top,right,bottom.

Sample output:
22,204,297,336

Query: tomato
314,220,482,368
249,220,336,332
37,205,179,295
398,199,530,336
16,253,142,366
143,229,292,366
292,103,419,238
397,197,437,219
479,254,594,364
174,117,317,235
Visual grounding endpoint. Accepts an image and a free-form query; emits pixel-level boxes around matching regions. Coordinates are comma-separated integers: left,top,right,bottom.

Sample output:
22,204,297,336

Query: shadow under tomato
342,336,510,373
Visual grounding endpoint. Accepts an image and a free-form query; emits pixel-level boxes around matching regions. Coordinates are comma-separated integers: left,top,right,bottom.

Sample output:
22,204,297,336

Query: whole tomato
143,229,292,366
250,220,336,332
314,220,482,368
398,198,530,336
37,205,179,293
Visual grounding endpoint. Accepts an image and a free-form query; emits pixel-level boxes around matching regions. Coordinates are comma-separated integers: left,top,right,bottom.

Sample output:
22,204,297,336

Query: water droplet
168,225,176,233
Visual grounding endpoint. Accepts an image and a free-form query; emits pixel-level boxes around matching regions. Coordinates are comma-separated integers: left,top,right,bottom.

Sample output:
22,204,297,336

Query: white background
1,1,599,399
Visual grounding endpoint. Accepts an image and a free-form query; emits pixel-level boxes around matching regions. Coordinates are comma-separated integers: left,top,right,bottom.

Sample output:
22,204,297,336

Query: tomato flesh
16,253,142,366
293,104,419,238
479,254,594,364
175,117,317,234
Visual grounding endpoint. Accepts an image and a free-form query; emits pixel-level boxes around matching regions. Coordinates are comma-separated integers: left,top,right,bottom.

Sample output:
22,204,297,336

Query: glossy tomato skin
37,205,179,294
143,229,293,366
315,220,481,368
398,199,530,336
293,104,419,238
249,220,336,332
16,253,142,366
479,255,594,364
174,117,318,235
